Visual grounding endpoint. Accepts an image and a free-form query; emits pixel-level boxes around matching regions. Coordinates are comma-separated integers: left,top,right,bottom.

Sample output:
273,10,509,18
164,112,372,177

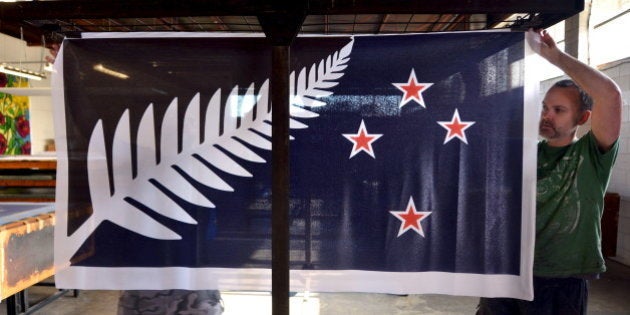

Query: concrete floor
3,259,629,315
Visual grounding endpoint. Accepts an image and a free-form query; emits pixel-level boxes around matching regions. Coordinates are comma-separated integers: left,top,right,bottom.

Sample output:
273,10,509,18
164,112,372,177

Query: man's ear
578,110,591,125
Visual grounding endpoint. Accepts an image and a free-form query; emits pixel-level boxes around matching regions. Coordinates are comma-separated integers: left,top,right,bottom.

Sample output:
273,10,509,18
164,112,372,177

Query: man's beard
539,120,556,138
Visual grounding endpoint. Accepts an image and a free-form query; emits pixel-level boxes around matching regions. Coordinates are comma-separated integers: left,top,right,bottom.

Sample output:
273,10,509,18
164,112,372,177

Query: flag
53,31,537,299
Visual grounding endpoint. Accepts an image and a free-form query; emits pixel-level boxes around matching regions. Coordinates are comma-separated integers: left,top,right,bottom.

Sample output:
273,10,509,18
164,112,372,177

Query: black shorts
477,277,589,315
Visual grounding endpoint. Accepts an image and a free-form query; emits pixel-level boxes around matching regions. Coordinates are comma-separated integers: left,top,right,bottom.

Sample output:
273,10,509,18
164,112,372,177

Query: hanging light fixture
0,63,46,80
0,26,48,80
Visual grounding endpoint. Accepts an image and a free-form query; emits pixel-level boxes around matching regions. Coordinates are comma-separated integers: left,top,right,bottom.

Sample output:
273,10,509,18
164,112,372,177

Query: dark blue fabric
62,32,525,275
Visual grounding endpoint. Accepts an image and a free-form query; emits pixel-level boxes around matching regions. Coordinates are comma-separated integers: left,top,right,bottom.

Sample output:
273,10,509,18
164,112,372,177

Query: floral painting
0,73,31,155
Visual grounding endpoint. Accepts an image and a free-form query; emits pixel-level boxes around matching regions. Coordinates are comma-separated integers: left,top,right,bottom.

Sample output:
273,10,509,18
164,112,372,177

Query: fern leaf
216,137,266,163
290,119,308,129
78,37,355,246
132,186,197,224
137,103,157,174
290,106,320,119
177,159,234,192
182,94,202,150
194,147,252,177
160,98,179,160
112,110,133,194
204,90,222,140
236,130,272,150
88,119,184,240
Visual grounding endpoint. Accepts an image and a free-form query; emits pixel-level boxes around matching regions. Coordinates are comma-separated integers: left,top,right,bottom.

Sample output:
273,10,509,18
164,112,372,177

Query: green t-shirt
535,131,618,277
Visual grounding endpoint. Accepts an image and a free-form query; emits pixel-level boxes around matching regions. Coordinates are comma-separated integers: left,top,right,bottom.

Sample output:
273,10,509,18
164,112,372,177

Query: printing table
0,202,73,315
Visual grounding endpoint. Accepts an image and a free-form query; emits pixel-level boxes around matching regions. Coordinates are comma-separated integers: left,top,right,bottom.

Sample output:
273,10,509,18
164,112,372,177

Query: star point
389,197,432,237
437,109,475,144
392,69,434,108
342,119,383,159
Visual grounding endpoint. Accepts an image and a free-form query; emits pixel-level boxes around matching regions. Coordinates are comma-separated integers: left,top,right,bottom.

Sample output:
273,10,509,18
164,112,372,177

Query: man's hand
526,29,560,64
45,43,60,64
525,28,542,55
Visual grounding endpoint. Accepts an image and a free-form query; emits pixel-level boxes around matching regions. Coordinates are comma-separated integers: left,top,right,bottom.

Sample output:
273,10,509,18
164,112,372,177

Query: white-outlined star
437,109,475,144
389,197,432,237
342,119,383,159
392,69,433,108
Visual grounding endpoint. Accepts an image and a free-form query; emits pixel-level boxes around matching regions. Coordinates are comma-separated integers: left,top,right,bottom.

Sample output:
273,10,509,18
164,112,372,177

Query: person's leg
554,278,589,315
118,290,223,315
519,277,588,315
476,297,519,315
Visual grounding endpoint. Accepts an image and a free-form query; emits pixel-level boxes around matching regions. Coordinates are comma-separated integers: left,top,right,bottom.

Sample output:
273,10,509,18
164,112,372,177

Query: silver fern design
61,38,354,260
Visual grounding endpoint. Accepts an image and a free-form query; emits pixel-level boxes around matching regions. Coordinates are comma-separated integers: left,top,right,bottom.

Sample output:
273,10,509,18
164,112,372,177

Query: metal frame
5,287,78,315
0,0,583,45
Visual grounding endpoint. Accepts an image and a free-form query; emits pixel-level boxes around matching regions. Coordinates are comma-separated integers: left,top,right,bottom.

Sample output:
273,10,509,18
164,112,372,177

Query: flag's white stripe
56,267,531,299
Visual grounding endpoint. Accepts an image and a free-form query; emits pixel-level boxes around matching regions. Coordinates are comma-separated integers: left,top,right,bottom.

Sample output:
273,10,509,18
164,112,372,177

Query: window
590,0,630,65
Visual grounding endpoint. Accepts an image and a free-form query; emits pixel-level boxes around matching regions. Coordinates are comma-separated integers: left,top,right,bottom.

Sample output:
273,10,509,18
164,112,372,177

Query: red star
437,109,475,144
392,69,433,108
342,120,383,159
390,197,432,237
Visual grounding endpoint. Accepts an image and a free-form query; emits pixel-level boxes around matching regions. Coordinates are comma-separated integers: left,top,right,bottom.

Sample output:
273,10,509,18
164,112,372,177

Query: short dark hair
551,79,593,111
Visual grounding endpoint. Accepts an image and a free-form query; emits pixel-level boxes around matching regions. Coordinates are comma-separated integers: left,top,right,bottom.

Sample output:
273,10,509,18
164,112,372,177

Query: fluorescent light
0,64,46,81
93,64,129,79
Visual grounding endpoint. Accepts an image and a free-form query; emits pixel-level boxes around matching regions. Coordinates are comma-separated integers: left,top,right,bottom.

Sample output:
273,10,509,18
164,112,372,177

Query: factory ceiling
0,0,583,47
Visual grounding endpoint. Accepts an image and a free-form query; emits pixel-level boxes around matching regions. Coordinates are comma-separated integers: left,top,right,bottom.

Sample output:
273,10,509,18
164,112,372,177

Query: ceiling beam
258,11,306,46
0,0,583,20
0,0,583,46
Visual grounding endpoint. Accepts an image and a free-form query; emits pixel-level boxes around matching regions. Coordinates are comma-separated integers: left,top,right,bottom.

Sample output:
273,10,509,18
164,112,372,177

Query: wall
0,33,54,155
28,93,54,155
601,59,630,266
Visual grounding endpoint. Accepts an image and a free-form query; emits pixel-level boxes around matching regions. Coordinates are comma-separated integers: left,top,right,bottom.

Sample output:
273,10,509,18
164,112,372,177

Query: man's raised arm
527,28,622,151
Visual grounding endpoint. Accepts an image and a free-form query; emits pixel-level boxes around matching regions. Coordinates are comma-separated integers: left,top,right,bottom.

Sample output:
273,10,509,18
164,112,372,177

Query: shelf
0,157,57,203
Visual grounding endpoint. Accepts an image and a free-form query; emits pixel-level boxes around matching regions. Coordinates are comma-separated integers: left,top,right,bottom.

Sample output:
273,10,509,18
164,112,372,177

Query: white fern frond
69,38,355,253
88,118,185,239
290,105,320,119
290,38,354,114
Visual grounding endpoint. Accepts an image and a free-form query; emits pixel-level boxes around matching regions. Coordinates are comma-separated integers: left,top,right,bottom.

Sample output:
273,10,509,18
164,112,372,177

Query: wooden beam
0,0,583,20
0,21,47,45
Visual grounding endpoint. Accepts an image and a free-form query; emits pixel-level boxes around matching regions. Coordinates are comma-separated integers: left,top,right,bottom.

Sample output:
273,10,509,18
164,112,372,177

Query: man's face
539,86,584,145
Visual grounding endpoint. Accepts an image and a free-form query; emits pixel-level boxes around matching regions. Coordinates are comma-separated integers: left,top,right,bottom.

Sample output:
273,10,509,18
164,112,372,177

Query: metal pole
271,44,290,315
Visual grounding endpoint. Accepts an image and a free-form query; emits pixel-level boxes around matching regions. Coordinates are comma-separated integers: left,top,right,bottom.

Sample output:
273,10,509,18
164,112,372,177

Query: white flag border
56,267,529,298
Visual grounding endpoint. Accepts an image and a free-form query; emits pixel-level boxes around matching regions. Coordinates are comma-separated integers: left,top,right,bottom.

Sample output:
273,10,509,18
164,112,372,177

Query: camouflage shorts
117,290,223,315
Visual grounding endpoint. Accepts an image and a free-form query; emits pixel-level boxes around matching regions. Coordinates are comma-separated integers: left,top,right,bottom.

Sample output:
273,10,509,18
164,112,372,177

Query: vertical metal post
271,45,290,315
259,9,305,315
